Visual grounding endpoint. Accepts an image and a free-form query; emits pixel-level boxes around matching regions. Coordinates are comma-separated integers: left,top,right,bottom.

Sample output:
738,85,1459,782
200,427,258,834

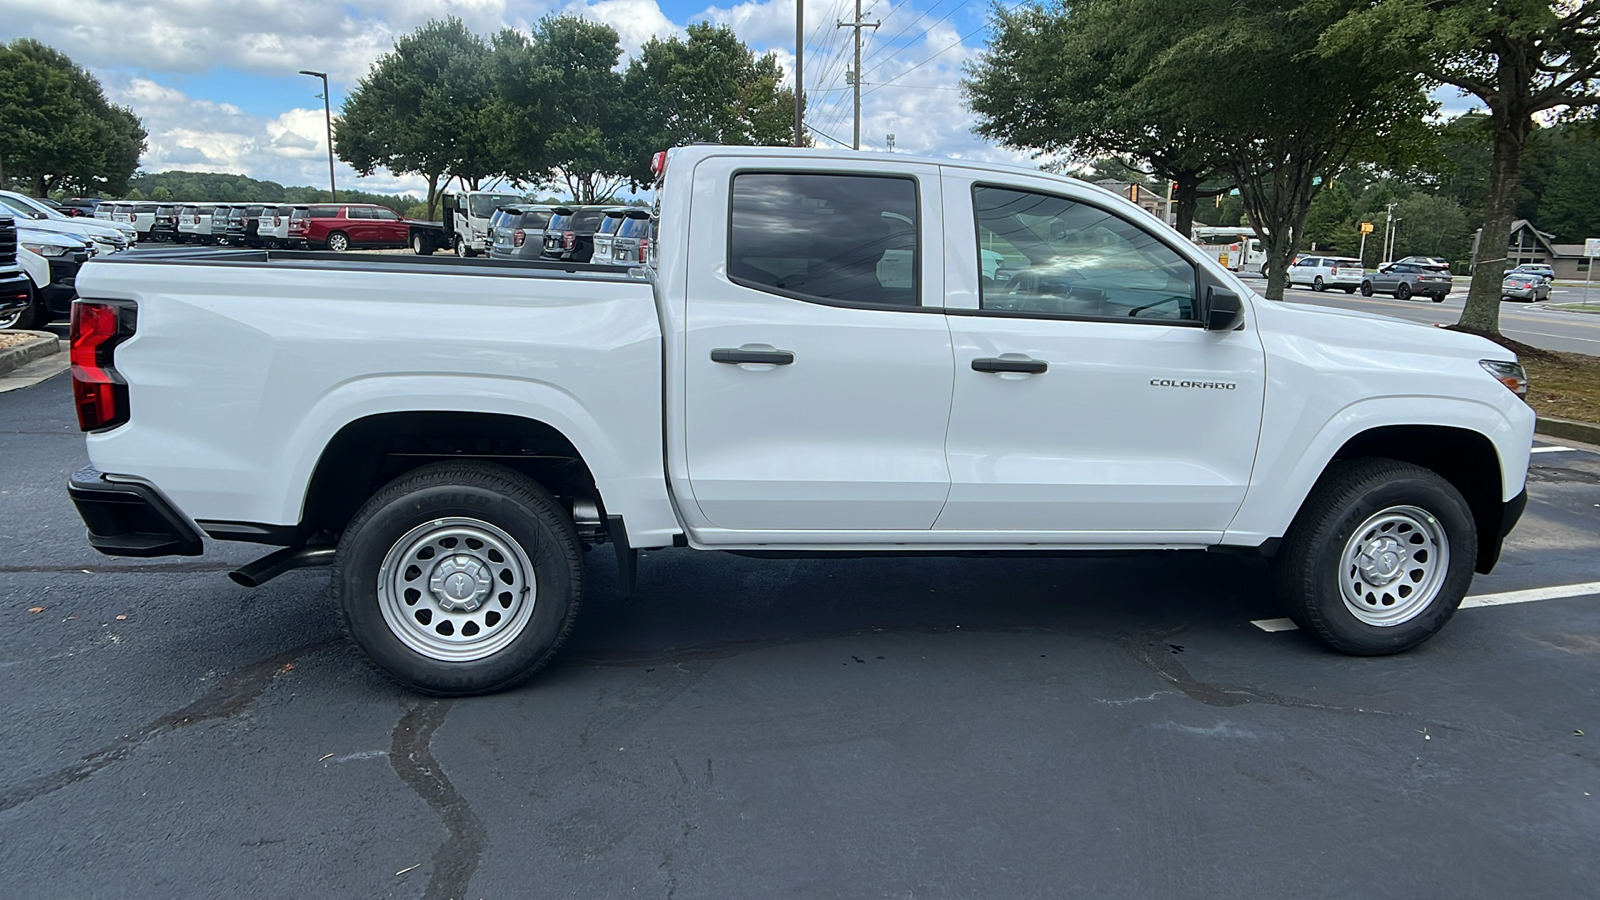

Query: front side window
729,172,919,307
373,208,400,220
975,185,1196,321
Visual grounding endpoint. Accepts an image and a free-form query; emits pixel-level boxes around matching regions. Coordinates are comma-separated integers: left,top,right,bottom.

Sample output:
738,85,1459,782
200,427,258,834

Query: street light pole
299,70,337,202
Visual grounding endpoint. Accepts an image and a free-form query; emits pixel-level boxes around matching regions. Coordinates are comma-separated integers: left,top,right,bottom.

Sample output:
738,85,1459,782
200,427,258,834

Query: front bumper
68,466,203,557
1477,488,1527,574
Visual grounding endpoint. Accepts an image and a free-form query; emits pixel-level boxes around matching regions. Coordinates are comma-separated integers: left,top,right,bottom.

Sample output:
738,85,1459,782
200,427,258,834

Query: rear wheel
1396,283,1412,301
1273,459,1476,655
412,233,434,256
326,231,351,252
1431,294,1445,303
1343,287,1356,294
334,461,583,695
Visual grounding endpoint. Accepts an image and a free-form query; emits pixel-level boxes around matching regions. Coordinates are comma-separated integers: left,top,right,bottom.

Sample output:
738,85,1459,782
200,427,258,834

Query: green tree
1303,180,1357,252
0,39,146,196
492,17,634,202
1322,0,1600,334
1536,134,1600,243
623,23,796,180
1391,193,1471,262
335,18,499,218
964,0,1233,239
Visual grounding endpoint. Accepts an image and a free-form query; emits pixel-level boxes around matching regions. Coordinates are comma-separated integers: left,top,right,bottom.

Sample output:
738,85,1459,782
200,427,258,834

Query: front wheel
454,237,477,258
0,284,45,331
1272,459,1476,656
1360,282,1373,297
1313,276,1325,292
334,461,583,695
326,231,351,252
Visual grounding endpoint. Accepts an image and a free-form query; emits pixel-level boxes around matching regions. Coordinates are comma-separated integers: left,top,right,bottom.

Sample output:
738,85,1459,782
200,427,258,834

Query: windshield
0,195,51,219
469,193,522,218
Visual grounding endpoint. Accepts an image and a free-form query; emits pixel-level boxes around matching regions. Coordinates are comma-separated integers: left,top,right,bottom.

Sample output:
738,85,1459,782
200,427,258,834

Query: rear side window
309,208,338,218
521,210,553,229
728,172,920,308
347,207,374,219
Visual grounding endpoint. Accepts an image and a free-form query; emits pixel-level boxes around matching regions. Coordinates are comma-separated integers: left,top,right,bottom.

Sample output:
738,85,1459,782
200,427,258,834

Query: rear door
681,159,954,533
934,170,1265,540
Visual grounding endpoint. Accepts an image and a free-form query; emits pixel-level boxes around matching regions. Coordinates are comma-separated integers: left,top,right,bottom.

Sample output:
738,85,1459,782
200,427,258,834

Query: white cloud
0,0,1037,192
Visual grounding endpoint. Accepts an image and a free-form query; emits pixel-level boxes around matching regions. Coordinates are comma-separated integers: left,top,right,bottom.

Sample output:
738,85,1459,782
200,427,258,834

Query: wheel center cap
1357,538,1405,586
429,554,492,612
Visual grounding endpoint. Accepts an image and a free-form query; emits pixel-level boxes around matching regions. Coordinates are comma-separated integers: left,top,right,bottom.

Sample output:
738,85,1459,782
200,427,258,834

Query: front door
682,165,954,533
936,178,1265,540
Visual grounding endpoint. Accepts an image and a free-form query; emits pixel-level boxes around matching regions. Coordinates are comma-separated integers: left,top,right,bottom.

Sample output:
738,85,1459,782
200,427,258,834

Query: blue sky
1,0,1479,197
0,0,1009,196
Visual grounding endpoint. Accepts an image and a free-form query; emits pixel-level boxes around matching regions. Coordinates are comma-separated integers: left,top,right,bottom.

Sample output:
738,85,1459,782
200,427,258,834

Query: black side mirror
1206,287,1245,331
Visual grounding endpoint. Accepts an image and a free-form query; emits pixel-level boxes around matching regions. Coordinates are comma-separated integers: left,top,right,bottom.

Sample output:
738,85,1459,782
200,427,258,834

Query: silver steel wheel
0,307,22,329
327,232,350,252
377,516,537,662
1339,505,1449,627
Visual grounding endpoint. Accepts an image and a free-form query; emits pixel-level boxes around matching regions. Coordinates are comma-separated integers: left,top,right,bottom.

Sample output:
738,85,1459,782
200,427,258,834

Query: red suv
287,203,410,252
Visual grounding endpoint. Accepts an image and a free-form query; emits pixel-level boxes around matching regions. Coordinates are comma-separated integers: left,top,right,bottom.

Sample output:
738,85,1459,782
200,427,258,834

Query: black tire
455,236,477,258
0,283,46,330
1313,276,1325,292
1431,294,1445,303
1396,283,1412,301
1272,459,1476,656
333,461,584,695
412,233,434,256
1360,281,1373,297
1343,286,1356,294
326,231,351,252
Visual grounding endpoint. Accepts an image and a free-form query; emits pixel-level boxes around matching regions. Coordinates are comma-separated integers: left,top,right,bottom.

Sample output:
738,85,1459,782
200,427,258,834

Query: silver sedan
1501,274,1551,302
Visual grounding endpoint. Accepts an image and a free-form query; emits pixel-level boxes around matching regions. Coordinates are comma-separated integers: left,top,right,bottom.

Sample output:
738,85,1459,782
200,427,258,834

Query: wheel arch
299,410,605,545
1297,424,1506,574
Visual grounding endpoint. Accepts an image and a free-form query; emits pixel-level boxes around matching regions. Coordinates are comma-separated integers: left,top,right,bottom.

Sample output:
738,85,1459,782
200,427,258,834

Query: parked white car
121,201,161,240
0,190,133,254
67,145,1534,695
176,204,217,244
257,204,297,248
1288,255,1363,293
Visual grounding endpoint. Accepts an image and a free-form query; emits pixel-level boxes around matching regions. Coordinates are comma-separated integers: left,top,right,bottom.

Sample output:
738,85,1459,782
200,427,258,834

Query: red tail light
637,237,650,261
563,231,575,250
513,228,525,247
651,151,668,179
70,301,135,432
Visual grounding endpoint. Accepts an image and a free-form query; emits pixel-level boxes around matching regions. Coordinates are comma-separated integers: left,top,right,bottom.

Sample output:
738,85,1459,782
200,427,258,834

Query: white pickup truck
66,146,1534,695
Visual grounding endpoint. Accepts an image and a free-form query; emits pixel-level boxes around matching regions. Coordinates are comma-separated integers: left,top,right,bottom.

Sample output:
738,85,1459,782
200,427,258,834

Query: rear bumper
68,465,203,557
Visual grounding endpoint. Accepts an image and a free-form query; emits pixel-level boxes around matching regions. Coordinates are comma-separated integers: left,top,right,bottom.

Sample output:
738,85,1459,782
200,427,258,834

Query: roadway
1241,275,1600,356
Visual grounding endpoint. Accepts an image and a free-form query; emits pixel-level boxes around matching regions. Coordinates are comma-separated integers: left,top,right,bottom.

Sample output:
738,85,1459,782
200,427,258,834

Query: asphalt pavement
1243,275,1600,356
2,371,1597,899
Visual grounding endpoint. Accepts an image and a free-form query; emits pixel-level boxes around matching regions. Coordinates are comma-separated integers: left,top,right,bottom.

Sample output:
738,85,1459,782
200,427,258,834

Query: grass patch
1446,325,1600,424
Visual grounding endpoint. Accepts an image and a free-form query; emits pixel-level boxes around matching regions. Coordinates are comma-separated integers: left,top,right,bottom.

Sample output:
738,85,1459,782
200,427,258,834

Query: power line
862,23,987,96
859,0,969,82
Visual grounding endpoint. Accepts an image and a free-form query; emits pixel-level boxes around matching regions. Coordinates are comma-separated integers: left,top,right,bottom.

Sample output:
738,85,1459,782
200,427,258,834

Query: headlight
1480,359,1528,400
22,242,70,257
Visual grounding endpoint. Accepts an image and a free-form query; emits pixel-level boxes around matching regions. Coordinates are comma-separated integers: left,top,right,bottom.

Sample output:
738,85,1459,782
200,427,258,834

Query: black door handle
972,357,1047,374
712,348,795,365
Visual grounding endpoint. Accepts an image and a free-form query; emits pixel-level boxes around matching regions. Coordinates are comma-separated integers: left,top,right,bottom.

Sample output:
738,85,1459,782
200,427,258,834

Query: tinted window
309,207,338,218
373,208,400,220
617,216,650,238
729,172,919,308
597,214,624,235
346,207,373,219
520,210,553,229
547,213,571,231
570,208,607,233
975,185,1196,321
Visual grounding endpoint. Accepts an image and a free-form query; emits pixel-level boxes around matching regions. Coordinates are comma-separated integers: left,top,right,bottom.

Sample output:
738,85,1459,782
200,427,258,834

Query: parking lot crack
0,636,336,816
390,699,486,900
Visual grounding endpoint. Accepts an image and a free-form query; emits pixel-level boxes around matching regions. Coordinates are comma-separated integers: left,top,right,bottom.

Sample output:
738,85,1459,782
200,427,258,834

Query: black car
541,206,610,263
224,205,263,245
149,204,182,242
58,198,100,218
0,213,33,329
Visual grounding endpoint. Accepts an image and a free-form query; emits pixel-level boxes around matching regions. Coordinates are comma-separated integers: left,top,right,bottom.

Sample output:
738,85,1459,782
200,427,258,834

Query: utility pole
299,70,337,202
794,0,804,146
1381,202,1395,264
837,0,879,150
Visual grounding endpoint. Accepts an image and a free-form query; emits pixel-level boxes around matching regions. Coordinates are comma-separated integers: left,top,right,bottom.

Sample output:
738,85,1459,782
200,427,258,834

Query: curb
0,331,60,378
1536,415,1600,447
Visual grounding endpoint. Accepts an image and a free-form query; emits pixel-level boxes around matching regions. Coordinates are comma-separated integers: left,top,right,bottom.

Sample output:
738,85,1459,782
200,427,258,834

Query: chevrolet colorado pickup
66,146,1534,695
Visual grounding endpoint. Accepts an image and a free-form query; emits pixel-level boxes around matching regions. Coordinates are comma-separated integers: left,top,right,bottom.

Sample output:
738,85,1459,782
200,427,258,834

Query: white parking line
1251,580,1600,632
1529,446,1576,454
